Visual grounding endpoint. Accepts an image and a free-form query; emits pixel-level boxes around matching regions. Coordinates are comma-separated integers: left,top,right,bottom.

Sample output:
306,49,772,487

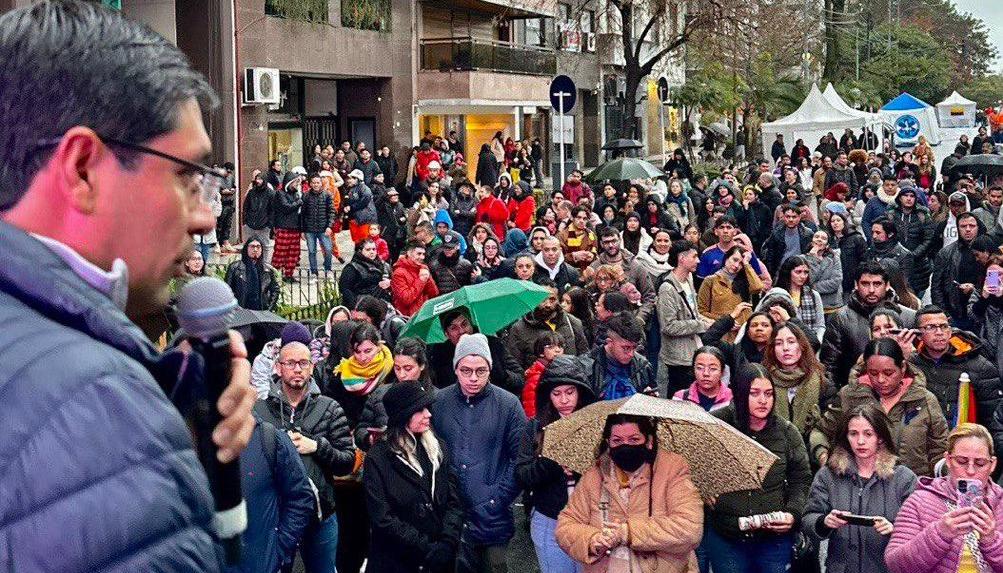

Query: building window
559,2,572,24
525,18,545,47
265,0,329,23
342,0,392,32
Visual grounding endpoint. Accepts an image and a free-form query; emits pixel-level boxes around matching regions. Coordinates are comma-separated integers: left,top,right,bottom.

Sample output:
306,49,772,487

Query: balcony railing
420,37,557,76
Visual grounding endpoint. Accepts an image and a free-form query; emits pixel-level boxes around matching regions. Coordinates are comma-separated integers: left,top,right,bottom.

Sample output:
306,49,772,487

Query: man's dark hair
972,234,997,253
714,215,738,229
781,203,801,215
354,295,388,325
915,304,947,322
571,206,591,219
600,291,631,314
598,226,620,241
667,240,695,267
534,276,558,292
872,217,897,238
606,312,642,344
0,1,218,210
855,260,889,283
533,331,565,357
404,240,425,252
956,211,979,227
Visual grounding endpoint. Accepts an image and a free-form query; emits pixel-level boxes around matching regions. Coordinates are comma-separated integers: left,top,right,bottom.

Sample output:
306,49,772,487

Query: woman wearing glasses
886,423,1003,573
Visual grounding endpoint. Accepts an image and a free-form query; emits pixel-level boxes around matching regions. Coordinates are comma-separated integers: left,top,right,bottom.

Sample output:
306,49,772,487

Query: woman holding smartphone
968,260,1003,364
803,404,917,573
886,423,1003,573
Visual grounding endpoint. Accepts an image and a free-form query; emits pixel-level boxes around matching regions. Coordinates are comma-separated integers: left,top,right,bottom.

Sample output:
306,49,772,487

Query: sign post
550,75,577,190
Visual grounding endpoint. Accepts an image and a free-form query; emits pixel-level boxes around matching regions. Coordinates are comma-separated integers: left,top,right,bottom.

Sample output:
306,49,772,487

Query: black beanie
383,383,436,429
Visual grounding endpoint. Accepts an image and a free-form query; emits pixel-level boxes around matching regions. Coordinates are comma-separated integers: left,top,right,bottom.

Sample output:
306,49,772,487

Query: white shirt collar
32,234,129,311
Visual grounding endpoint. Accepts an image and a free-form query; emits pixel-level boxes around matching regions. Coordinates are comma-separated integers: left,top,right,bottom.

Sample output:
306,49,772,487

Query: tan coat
696,265,763,322
556,450,703,573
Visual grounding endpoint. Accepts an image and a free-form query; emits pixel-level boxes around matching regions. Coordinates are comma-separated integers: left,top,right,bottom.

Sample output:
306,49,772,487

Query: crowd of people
177,129,1003,573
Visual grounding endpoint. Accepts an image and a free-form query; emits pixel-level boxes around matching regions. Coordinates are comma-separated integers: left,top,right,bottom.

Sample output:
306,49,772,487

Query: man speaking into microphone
0,2,256,572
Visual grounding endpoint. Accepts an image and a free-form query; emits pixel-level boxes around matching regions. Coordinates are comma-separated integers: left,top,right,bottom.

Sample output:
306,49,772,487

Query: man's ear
55,127,105,215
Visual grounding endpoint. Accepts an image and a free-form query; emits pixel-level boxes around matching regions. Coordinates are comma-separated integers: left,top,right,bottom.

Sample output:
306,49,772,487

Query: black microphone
176,277,247,565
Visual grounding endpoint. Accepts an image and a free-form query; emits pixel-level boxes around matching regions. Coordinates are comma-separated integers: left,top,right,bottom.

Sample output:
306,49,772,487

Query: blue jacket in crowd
432,383,526,546
0,221,219,572
226,421,315,573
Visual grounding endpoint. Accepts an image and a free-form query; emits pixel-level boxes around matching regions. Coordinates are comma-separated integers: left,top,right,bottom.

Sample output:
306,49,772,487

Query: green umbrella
400,278,550,344
585,157,664,183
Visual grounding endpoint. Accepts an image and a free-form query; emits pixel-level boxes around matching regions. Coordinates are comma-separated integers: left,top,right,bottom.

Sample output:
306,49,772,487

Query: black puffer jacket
821,291,916,389
338,252,392,310
931,239,977,321
833,231,867,299
515,356,596,519
427,250,474,294
886,204,935,293
449,190,478,238
345,181,378,225
909,330,1002,428
729,199,773,253
224,241,280,311
301,189,334,234
363,435,463,573
377,198,407,245
760,223,813,277
273,188,303,230
243,183,275,230
253,387,356,518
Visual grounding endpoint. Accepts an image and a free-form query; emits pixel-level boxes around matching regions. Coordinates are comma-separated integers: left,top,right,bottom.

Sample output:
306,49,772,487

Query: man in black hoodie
242,169,275,261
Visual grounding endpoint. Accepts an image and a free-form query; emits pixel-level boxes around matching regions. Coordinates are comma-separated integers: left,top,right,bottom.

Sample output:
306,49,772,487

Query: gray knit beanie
453,333,493,370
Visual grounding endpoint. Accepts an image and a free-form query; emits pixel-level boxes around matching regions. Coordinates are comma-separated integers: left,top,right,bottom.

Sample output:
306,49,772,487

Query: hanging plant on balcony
265,0,329,24
341,0,391,32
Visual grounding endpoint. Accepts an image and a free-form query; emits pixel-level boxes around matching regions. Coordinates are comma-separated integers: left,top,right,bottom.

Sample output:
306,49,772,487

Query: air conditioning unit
585,32,596,52
244,67,280,105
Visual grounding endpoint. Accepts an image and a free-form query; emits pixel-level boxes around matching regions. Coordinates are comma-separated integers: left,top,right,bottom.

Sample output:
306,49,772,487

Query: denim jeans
195,240,212,266
305,232,333,273
282,515,338,573
530,511,580,573
698,524,791,573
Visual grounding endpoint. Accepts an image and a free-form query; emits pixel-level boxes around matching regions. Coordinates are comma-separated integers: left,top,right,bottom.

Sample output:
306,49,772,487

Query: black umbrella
584,158,665,183
169,306,289,351
951,153,1003,178
602,138,643,151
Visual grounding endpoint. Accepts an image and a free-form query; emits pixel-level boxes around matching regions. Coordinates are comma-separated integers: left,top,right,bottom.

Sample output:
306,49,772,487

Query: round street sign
550,75,577,113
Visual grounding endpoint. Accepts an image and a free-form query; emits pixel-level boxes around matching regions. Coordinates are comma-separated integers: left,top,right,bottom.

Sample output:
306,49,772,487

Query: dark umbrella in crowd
584,157,665,183
950,153,1003,180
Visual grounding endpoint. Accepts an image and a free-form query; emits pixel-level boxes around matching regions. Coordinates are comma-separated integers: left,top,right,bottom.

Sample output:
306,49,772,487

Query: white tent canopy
823,83,882,123
761,84,877,163
937,91,977,128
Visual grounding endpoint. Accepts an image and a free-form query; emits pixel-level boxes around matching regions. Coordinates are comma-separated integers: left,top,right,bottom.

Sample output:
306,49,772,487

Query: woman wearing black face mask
555,414,703,572
698,364,813,573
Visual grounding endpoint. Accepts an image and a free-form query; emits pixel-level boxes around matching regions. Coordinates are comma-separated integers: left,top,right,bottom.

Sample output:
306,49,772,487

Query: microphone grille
176,277,238,339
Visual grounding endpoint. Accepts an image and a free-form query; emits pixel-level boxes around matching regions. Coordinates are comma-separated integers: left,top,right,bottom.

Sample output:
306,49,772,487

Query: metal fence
206,263,341,320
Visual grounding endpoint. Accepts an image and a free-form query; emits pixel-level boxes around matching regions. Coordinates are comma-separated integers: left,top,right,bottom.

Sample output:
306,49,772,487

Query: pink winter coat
885,476,1003,573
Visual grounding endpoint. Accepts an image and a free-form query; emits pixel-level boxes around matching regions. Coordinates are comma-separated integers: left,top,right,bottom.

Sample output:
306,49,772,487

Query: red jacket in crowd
391,256,439,317
507,194,536,233
415,149,441,183
476,194,510,239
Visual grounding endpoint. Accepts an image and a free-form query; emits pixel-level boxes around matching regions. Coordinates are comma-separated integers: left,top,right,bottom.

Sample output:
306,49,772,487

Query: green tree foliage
962,74,1003,110
744,53,806,122
833,23,951,104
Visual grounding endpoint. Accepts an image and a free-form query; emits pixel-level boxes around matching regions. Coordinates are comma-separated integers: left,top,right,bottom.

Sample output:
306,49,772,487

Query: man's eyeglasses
279,360,312,370
457,366,490,379
35,135,226,204
918,324,951,333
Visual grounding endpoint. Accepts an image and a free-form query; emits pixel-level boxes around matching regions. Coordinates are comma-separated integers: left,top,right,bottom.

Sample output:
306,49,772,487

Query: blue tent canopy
882,92,933,111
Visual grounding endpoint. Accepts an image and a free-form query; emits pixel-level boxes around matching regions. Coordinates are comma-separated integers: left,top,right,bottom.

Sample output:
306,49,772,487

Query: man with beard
821,261,917,389
427,233,477,294
533,236,580,291
971,186,1003,235
931,214,991,330
241,169,275,262
267,158,284,190
865,218,914,295
861,175,903,235
754,171,784,214
824,151,859,195
589,226,655,323
225,237,280,311
254,341,356,573
505,279,588,370
449,181,478,238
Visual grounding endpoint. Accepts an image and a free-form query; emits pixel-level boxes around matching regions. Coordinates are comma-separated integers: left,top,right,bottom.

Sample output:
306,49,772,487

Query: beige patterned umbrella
541,394,778,499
